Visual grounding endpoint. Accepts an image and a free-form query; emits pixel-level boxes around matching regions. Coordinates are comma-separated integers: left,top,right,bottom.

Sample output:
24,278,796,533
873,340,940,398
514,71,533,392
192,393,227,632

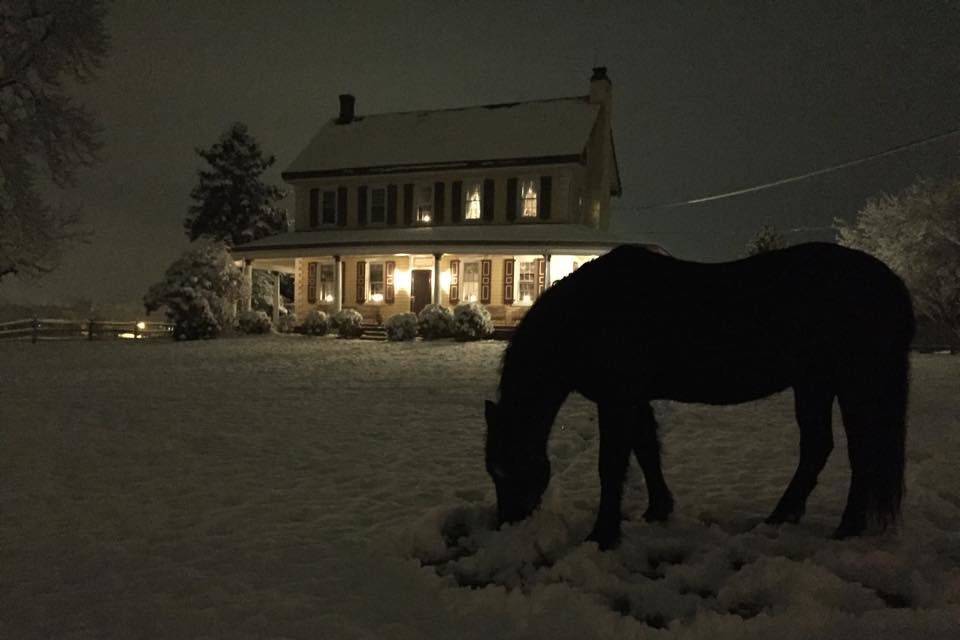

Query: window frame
367,261,386,303
460,260,481,303
319,262,336,302
519,178,539,219
321,190,337,225
368,186,387,225
416,183,434,224
463,180,482,221
516,258,538,305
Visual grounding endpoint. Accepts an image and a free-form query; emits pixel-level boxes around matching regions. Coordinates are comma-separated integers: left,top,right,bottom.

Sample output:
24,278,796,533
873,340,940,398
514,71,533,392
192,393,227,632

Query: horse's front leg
586,401,633,550
634,403,674,523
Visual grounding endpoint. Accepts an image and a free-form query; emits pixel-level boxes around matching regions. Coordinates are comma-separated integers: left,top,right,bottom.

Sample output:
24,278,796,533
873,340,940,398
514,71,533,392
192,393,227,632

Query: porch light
371,293,384,303
136,321,146,330
422,214,431,222
324,294,334,302
440,271,451,290
394,269,411,291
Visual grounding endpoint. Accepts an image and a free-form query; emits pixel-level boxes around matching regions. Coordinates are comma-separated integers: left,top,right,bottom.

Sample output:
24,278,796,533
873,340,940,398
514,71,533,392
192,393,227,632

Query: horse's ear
484,400,499,427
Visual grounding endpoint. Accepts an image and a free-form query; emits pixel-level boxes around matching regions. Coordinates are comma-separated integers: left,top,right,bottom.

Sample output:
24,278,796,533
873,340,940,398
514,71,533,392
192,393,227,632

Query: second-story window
322,190,337,224
416,185,433,223
520,179,538,218
464,181,481,220
370,187,386,224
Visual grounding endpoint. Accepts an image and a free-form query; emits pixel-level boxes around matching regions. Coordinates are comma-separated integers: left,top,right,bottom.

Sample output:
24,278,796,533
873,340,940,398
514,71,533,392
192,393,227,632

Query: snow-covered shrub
143,241,242,340
300,309,329,336
417,304,454,339
385,312,418,341
332,308,363,338
452,302,494,341
237,309,272,334
275,313,298,334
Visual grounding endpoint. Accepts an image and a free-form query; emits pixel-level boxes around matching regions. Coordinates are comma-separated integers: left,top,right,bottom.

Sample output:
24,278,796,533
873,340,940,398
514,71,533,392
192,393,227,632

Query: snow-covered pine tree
837,174,960,347
184,123,287,246
143,242,242,340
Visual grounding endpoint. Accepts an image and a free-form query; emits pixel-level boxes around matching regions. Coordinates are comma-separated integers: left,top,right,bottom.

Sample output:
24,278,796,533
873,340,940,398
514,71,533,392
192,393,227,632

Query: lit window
322,191,337,224
370,187,386,224
369,263,385,301
461,261,480,302
319,264,336,302
464,182,481,220
520,179,538,217
416,185,433,223
518,259,537,303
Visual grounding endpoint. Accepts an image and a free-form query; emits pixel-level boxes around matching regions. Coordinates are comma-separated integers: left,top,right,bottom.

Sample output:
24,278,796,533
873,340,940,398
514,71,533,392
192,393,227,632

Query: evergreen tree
745,224,787,256
184,122,287,246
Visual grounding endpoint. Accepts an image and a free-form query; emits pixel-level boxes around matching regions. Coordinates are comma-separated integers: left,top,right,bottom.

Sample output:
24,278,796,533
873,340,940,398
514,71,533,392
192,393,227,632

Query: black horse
485,243,914,550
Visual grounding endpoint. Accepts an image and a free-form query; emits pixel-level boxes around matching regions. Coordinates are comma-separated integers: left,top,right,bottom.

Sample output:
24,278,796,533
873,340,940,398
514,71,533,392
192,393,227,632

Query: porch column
334,255,343,312
544,253,552,288
433,253,442,305
272,272,281,325
242,260,253,312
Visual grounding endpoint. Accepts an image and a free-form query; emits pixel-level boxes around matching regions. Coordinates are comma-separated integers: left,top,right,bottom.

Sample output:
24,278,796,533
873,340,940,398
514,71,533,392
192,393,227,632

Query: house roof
282,96,603,179
231,225,665,260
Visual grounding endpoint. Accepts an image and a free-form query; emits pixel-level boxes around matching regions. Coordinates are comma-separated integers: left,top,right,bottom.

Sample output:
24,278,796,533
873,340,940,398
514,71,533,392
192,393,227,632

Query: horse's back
549,243,914,403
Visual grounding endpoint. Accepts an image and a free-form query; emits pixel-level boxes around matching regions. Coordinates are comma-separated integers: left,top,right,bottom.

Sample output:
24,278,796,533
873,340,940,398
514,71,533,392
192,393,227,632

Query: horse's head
484,399,551,526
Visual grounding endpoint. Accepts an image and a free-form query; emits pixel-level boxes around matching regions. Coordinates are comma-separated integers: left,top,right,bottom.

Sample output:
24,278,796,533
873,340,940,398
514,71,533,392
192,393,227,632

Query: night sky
4,0,959,305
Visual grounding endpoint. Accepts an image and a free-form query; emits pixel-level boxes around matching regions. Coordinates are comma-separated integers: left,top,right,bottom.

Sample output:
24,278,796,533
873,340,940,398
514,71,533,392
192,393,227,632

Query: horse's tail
838,348,910,530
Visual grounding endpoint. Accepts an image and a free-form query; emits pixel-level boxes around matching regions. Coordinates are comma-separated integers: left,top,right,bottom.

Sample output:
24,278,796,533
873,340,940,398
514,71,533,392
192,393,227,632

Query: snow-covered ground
1,337,958,639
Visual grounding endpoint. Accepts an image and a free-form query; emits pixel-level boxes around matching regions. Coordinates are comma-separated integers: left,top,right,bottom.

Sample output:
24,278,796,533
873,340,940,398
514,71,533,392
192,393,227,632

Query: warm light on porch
136,321,146,330
394,269,411,291
440,271,451,290
324,294,334,302
371,293,384,303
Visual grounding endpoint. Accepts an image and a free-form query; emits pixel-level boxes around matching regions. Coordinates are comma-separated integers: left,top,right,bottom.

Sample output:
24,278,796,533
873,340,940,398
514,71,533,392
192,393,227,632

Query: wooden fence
0,318,173,342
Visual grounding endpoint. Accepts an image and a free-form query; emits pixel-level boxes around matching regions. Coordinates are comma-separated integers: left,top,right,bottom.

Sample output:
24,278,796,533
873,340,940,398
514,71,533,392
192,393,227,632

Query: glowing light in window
440,271,451,290
371,293,384,303
394,269,411,291
324,294,334,302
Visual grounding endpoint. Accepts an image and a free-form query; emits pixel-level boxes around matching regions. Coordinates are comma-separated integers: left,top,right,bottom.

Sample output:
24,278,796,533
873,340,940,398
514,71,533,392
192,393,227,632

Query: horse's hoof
832,524,864,540
764,511,801,526
586,528,621,551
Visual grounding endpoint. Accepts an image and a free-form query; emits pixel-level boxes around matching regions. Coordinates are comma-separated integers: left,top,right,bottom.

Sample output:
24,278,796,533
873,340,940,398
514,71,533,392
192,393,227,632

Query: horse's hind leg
586,401,634,550
633,403,674,522
766,383,835,526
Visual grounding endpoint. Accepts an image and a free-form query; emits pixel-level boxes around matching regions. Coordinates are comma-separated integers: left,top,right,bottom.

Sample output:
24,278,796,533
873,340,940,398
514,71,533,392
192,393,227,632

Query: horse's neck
499,334,569,442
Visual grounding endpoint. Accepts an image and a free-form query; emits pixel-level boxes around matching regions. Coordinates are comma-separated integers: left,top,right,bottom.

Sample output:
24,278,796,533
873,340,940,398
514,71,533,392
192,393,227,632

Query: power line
631,126,960,212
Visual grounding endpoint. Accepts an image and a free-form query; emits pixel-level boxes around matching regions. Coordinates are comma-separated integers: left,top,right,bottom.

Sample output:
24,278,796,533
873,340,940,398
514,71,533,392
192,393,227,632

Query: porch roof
231,225,663,260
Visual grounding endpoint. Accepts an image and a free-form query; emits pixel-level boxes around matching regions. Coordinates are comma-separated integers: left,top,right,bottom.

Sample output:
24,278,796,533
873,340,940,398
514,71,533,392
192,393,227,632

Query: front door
411,269,432,315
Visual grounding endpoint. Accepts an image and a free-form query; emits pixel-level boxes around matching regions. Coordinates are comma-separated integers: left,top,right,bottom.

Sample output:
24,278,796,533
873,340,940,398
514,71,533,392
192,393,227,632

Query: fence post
31,317,39,344
88,319,95,341
134,321,140,339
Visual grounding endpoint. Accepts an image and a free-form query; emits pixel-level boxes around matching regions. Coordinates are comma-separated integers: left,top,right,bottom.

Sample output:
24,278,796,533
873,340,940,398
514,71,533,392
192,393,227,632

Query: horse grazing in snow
485,243,914,550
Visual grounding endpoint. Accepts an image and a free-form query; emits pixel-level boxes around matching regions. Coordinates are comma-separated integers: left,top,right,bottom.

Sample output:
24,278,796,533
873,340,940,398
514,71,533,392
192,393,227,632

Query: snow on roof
283,97,600,177
231,225,663,259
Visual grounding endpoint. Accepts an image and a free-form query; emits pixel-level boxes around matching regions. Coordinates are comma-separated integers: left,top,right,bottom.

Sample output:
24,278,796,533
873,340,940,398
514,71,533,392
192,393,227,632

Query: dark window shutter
337,187,347,226
482,179,494,221
480,259,492,304
307,262,318,303
387,185,398,225
357,186,368,226
403,184,414,225
356,261,366,304
538,176,552,219
309,189,319,227
506,178,518,221
451,181,463,223
536,258,546,297
449,259,460,304
503,259,514,304
385,260,396,303
433,182,445,224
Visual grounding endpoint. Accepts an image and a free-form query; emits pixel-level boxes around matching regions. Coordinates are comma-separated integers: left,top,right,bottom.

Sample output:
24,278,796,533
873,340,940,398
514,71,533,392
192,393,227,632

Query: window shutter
357,186,368,226
449,259,460,304
307,262,318,303
309,189,319,227
385,260,396,303
451,181,463,223
538,176,552,219
356,261,366,304
536,258,545,297
503,258,515,304
480,259,492,304
506,178,518,221
482,179,494,221
403,184,414,225
387,185,398,225
337,187,347,226
433,182,445,224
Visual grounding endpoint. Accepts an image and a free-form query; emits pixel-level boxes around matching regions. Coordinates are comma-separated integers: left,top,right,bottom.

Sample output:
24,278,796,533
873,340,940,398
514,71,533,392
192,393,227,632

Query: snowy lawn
1,336,959,639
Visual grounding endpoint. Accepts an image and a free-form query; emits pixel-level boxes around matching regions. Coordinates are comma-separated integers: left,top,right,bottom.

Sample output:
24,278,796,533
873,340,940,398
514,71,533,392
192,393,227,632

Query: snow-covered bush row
385,312,418,341
275,313,298,334
418,304,454,339
452,302,494,341
332,308,363,338
300,309,329,336
236,309,272,334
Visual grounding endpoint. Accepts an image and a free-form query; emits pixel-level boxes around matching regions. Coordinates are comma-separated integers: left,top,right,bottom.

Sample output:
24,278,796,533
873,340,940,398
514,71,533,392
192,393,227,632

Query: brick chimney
337,94,355,124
